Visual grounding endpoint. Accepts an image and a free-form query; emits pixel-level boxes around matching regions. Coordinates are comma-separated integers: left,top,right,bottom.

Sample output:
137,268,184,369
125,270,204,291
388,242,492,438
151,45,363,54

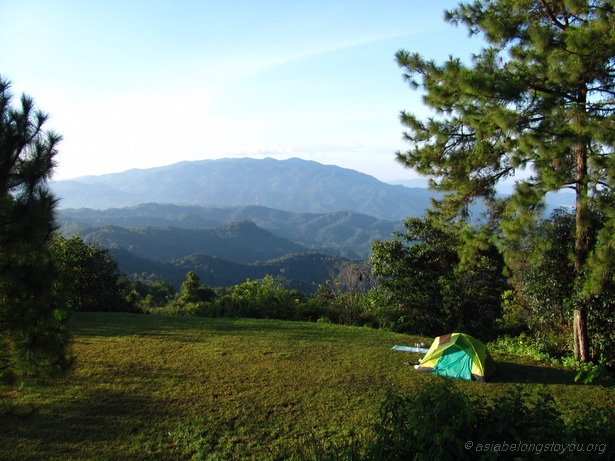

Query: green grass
1,313,613,460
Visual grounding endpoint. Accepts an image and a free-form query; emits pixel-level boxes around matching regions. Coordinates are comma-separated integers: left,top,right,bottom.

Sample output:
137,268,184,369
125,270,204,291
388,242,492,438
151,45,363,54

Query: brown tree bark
573,88,590,362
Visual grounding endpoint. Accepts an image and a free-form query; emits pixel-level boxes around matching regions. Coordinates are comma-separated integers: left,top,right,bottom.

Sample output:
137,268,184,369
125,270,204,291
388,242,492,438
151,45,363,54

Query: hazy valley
54,157,574,291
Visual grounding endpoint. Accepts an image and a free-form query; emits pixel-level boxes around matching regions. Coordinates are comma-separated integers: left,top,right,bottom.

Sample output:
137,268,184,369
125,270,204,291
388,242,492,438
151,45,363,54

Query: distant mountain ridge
58,203,402,260
64,219,350,292
53,158,575,291
109,246,344,293
74,221,305,264
52,157,434,221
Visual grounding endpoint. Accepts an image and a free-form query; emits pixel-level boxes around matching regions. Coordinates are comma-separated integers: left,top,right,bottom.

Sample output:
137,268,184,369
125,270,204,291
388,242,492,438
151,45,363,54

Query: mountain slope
77,221,306,264
58,204,402,259
110,248,343,292
52,157,432,221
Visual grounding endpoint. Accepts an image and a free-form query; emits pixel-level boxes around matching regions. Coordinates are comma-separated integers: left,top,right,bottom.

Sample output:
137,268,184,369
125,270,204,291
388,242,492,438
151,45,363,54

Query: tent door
432,345,473,380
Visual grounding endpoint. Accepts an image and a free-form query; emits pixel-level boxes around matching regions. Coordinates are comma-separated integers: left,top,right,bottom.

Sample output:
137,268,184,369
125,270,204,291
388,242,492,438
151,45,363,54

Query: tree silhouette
0,76,70,382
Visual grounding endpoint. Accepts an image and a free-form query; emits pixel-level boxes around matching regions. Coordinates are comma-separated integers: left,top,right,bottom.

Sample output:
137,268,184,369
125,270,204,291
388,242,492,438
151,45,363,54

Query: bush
371,378,475,460
289,379,613,460
475,387,566,447
50,235,139,313
560,401,615,448
505,208,615,364
489,333,554,362
133,280,176,309
293,296,330,322
198,276,305,320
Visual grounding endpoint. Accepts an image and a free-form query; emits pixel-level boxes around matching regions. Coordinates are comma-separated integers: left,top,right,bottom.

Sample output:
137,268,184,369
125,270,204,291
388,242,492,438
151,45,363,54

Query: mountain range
106,240,345,293
59,203,402,259
53,157,575,292
52,158,427,291
58,205,401,291
51,157,434,221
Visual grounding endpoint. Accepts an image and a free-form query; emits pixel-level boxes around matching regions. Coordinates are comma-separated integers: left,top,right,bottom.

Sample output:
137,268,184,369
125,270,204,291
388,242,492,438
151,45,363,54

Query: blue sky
1,0,480,182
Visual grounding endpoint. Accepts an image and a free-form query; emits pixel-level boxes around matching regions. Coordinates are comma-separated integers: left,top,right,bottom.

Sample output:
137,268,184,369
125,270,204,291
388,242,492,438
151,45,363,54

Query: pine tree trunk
573,308,589,362
573,192,590,362
573,89,590,362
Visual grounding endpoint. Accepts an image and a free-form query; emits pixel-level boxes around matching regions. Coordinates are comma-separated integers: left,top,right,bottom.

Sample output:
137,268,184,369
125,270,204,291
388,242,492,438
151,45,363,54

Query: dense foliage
50,234,138,312
370,217,507,338
395,0,614,361
345,380,613,460
503,208,615,363
0,77,70,382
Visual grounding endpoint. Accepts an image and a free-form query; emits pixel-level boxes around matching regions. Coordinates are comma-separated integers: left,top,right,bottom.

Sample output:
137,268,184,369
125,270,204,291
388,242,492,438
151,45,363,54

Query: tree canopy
0,76,70,381
395,0,614,361
50,234,137,312
370,217,506,337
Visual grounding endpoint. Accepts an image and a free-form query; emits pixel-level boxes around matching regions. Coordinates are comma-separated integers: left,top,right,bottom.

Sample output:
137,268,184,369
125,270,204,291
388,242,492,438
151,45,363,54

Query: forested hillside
53,159,574,293
60,218,351,291
59,204,401,259
73,221,304,263
110,247,343,292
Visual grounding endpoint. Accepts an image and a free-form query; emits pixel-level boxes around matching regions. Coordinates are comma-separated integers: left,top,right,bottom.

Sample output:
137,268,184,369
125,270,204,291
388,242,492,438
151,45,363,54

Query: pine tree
395,1,614,361
0,76,70,382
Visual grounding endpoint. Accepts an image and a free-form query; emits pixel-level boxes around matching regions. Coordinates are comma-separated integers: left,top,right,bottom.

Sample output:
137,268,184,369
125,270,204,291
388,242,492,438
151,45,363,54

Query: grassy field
0,313,613,460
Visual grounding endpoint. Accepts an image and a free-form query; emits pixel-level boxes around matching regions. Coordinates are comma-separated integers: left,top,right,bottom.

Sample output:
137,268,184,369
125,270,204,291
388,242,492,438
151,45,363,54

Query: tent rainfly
414,333,496,382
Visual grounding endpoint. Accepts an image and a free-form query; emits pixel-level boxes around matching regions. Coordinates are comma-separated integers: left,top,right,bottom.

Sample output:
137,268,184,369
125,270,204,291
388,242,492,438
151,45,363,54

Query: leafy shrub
489,333,553,362
359,287,399,330
144,302,202,317
202,276,305,320
560,401,615,448
133,280,176,308
321,291,370,326
491,334,614,384
370,378,475,460
495,289,531,337
50,234,138,313
505,208,615,364
293,296,330,322
177,272,216,305
559,355,613,385
287,379,613,460
474,387,566,446
370,217,506,338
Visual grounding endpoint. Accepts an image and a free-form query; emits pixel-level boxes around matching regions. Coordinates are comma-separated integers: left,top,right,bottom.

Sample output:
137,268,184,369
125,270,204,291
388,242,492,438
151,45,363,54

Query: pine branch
539,0,568,30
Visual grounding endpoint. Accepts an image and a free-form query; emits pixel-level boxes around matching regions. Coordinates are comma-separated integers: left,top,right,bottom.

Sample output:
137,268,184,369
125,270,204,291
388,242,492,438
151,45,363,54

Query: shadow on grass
68,312,387,344
0,387,167,460
491,360,581,385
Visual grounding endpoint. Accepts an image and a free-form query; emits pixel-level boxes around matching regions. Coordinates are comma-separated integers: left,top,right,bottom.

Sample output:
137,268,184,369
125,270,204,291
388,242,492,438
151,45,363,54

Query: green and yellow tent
415,333,496,382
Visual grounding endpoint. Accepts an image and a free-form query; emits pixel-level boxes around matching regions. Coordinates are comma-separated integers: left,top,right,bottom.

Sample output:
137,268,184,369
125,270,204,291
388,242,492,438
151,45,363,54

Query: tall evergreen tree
0,76,70,382
395,1,614,361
